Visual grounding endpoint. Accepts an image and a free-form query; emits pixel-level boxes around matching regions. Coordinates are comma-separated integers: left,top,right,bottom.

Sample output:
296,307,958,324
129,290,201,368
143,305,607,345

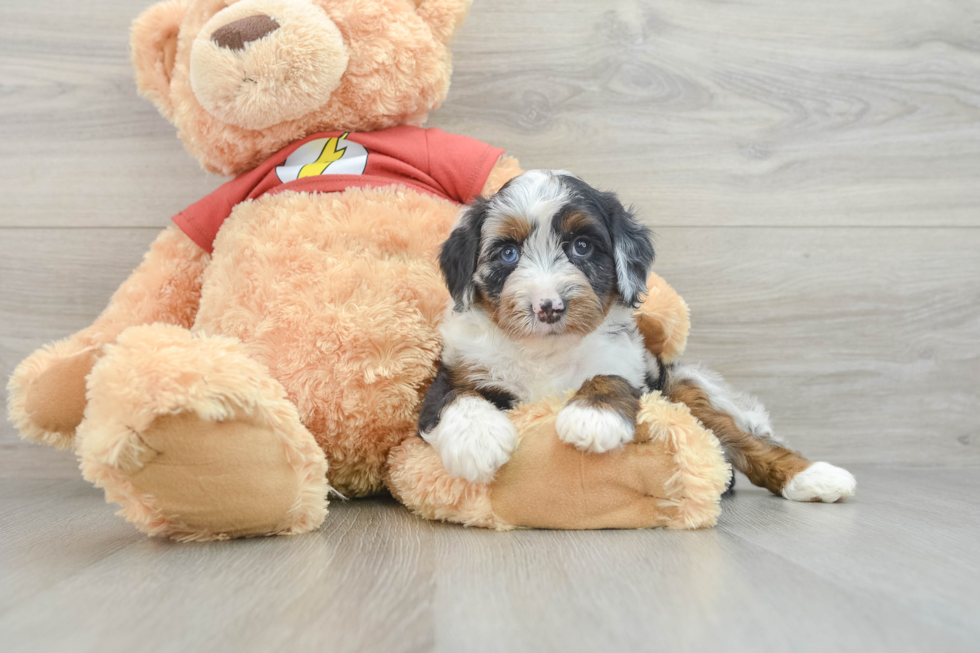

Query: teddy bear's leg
8,226,208,449
669,371,856,503
75,323,328,540
387,391,731,531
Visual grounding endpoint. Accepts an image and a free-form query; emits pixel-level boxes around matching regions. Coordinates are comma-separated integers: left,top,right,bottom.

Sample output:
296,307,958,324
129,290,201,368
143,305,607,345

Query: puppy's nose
211,15,280,51
535,298,565,324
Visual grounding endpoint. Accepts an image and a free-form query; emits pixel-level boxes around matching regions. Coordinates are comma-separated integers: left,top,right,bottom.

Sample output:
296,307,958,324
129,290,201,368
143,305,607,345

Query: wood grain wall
2,0,978,476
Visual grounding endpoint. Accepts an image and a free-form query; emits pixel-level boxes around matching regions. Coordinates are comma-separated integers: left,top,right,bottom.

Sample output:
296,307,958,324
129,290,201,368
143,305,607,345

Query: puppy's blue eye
572,238,593,257
500,246,519,264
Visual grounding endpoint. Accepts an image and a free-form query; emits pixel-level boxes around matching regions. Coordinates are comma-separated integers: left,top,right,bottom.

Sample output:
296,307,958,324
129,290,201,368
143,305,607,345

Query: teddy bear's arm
78,226,209,346
634,273,690,365
480,155,523,197
7,226,209,448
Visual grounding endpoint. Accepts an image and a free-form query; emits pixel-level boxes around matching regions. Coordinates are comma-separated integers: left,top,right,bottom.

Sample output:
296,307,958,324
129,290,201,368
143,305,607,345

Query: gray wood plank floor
2,0,980,650
1,467,978,653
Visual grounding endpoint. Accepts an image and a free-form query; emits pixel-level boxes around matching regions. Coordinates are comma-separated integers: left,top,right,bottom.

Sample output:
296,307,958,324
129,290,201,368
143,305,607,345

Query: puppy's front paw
782,462,856,503
426,396,518,483
555,401,635,453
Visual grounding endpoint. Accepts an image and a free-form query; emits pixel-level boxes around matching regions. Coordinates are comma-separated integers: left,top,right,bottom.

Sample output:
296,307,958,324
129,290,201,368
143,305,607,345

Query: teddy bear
6,0,732,540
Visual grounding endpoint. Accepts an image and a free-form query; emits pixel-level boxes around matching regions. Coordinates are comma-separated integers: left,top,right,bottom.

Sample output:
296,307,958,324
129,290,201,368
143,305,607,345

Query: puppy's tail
665,363,776,443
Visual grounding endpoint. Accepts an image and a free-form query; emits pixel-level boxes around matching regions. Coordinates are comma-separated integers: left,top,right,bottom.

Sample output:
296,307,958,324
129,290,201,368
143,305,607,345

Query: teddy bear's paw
782,462,857,503
555,401,635,454
424,396,518,484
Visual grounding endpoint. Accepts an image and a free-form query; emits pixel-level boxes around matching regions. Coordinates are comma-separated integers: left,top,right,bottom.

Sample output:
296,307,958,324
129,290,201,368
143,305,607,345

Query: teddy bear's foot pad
126,412,310,538
82,408,329,541
75,324,329,540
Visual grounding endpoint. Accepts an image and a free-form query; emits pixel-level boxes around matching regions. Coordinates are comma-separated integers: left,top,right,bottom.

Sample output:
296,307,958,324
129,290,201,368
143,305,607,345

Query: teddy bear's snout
190,0,350,131
210,15,280,51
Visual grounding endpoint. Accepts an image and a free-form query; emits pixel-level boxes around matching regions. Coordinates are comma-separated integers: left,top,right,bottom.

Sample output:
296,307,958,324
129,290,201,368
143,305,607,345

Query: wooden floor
1,467,978,653
2,0,980,650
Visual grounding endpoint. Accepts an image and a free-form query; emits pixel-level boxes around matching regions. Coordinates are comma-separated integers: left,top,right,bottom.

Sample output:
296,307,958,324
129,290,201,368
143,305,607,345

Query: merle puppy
418,170,856,503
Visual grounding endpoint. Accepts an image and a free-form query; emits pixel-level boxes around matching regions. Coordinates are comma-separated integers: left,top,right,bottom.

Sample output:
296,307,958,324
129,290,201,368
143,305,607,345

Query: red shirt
173,126,505,253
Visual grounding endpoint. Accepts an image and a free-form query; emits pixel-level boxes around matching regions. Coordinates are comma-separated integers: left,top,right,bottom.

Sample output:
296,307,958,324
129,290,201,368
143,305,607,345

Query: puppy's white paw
425,396,517,484
555,402,635,454
783,462,857,503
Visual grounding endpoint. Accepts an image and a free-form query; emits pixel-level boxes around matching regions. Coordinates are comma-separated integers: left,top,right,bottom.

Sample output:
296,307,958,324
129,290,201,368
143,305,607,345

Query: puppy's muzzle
534,297,565,324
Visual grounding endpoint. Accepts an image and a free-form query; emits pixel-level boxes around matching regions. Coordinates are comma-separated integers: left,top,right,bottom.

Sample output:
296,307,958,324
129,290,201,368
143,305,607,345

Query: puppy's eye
500,246,520,264
571,238,593,257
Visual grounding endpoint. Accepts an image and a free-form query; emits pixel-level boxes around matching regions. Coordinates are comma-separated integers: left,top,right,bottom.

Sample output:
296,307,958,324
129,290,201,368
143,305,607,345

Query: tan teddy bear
6,0,757,540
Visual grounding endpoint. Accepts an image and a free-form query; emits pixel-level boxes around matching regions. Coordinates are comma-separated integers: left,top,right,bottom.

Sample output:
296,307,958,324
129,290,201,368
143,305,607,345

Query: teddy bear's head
132,0,471,175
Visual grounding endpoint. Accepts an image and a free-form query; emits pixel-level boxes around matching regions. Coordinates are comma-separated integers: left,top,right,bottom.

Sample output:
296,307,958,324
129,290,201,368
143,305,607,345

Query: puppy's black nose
211,15,280,51
536,298,565,324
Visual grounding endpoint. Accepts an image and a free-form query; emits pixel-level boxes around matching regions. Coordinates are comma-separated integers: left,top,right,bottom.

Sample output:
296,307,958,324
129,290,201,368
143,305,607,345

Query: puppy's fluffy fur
419,171,856,504
420,171,656,481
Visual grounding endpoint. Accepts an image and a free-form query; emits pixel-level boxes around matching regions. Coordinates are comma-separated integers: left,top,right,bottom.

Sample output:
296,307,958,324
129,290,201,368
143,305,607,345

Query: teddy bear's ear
131,0,188,120
414,0,472,44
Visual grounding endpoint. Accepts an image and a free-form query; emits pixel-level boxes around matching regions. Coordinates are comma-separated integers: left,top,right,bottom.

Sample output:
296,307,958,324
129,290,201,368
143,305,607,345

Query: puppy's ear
603,192,654,308
440,197,488,310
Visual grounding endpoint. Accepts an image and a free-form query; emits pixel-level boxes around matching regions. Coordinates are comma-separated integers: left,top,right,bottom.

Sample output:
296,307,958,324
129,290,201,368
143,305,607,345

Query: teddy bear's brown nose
210,15,280,51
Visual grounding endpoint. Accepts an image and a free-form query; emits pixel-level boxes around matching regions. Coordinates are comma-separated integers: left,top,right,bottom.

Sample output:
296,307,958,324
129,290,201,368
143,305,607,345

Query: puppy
419,170,856,503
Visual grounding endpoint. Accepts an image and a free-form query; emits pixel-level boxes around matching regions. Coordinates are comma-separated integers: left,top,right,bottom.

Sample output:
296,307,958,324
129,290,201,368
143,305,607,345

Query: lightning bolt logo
274,132,368,183
297,132,350,178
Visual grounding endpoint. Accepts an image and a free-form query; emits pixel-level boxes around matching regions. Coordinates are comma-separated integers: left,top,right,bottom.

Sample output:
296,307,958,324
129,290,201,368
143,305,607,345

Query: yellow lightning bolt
298,132,350,178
